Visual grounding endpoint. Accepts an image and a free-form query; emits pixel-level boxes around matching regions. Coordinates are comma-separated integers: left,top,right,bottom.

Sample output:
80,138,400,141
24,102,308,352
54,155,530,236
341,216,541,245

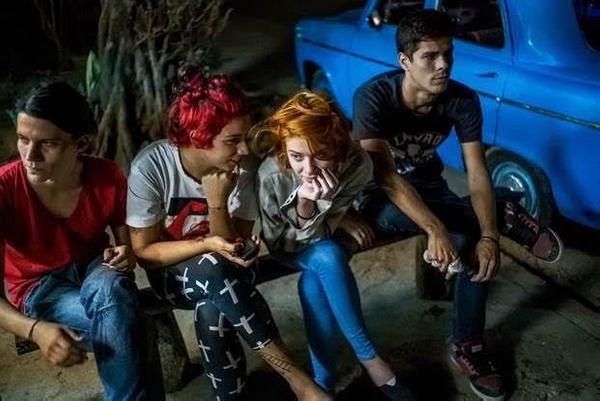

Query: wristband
28,319,41,342
480,235,499,245
296,205,317,220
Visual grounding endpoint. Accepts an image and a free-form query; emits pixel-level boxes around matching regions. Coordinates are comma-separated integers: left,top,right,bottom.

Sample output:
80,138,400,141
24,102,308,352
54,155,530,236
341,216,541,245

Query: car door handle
475,72,498,78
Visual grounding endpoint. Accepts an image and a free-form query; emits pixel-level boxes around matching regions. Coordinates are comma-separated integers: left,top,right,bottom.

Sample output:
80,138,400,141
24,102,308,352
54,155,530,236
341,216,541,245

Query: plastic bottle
422,250,466,274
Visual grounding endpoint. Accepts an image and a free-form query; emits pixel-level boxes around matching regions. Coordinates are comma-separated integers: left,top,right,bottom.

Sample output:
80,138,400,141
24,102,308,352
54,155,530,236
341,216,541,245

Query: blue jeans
358,177,490,343
23,254,147,401
281,239,377,392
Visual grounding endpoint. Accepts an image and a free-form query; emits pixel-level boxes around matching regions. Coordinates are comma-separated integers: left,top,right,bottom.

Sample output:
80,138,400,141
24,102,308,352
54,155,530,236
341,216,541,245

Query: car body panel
295,0,600,228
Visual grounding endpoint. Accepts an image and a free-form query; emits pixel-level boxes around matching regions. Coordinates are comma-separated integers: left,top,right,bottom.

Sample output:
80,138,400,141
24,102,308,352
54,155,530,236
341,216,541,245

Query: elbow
131,245,159,270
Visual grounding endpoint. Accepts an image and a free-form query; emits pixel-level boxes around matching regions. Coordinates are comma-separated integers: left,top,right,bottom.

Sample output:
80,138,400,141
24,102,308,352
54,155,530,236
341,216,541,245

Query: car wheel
310,69,334,98
486,148,555,227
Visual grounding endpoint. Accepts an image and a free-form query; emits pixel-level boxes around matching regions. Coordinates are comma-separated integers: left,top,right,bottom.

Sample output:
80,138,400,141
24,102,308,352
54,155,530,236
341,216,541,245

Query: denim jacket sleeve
257,145,373,253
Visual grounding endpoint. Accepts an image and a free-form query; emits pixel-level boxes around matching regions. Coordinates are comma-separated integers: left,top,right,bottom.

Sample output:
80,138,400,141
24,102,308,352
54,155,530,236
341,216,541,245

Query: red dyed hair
167,64,247,148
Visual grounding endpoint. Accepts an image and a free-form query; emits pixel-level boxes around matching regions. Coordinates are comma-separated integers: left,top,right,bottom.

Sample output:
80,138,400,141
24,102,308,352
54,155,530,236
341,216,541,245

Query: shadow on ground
554,215,600,256
238,338,461,401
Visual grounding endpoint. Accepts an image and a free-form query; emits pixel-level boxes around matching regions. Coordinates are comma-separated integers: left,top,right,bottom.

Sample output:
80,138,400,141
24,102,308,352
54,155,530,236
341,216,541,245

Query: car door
436,0,512,170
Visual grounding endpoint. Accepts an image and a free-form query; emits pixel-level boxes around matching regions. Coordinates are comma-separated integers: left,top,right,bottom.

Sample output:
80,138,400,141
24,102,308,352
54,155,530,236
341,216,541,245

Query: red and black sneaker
501,201,563,263
449,341,505,401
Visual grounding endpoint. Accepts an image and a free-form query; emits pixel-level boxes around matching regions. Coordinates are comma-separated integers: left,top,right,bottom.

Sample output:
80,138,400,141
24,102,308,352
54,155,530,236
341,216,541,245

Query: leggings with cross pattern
150,252,279,401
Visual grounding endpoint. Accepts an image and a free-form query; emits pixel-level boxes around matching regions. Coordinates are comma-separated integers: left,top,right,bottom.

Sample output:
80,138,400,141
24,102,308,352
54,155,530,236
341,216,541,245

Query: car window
378,0,425,26
439,0,505,48
574,0,600,51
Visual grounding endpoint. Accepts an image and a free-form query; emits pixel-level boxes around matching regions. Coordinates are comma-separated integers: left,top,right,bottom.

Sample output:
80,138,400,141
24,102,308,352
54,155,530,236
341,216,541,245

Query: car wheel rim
491,161,539,218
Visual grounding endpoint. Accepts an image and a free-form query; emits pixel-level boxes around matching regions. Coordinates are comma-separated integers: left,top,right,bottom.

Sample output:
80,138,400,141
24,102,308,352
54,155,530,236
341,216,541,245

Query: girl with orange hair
256,90,413,400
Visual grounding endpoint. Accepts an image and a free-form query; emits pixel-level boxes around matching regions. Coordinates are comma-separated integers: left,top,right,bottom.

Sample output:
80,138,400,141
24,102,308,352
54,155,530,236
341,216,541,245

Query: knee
373,201,413,233
188,252,237,282
448,232,475,253
302,240,349,275
105,273,138,303
81,270,138,313
298,271,323,299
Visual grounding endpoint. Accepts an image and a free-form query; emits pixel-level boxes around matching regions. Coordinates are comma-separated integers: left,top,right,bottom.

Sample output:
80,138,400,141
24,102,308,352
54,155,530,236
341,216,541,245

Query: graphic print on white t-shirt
164,197,210,240
127,140,260,236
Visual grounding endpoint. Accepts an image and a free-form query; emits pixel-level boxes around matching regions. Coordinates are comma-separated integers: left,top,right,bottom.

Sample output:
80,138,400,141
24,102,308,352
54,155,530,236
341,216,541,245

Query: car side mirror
368,9,383,28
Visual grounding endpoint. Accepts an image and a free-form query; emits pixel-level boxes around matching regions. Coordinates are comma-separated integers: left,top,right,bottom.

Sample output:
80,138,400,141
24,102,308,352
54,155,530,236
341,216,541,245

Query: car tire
486,148,555,227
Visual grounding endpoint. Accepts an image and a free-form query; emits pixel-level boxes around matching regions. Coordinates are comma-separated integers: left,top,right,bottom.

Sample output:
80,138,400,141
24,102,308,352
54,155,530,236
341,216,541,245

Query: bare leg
258,340,333,401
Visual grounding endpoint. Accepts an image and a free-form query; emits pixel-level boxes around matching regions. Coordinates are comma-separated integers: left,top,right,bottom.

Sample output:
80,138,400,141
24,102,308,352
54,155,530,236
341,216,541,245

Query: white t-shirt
126,139,258,240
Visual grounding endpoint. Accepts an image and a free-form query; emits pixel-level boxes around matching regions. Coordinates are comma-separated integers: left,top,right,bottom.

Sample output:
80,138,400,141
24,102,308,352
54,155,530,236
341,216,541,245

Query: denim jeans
280,239,377,392
23,254,147,401
358,177,491,343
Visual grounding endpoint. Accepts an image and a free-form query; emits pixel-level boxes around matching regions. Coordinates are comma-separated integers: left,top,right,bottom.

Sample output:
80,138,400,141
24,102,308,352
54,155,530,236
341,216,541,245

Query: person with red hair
255,90,413,400
127,65,331,401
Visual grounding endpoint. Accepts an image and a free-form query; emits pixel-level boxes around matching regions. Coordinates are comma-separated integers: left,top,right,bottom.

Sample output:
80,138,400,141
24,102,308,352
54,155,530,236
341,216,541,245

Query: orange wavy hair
253,90,351,169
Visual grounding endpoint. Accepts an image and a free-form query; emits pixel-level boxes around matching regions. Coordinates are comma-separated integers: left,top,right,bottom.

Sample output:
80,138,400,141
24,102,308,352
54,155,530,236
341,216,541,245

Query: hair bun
175,63,208,105
177,63,204,86
204,74,242,104
168,66,247,149
291,90,334,117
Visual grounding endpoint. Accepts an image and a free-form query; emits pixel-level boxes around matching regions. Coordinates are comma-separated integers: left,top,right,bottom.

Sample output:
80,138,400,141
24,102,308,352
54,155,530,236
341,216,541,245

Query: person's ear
75,135,91,153
398,52,411,72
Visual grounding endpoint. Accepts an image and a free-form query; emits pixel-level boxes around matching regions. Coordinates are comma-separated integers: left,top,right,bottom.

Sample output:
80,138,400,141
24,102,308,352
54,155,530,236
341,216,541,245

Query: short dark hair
396,9,455,58
15,81,97,138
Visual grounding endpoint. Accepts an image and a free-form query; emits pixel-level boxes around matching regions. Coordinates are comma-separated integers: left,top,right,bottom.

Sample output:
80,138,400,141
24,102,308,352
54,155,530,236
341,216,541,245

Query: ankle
361,356,395,387
288,370,317,394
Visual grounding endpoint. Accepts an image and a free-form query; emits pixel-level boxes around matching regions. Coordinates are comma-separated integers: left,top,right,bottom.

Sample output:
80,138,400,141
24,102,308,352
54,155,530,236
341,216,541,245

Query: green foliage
85,51,101,98
5,109,17,128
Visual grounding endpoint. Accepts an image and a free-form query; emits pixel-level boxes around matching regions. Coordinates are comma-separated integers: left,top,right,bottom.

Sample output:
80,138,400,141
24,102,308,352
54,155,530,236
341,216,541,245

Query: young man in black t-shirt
352,10,562,401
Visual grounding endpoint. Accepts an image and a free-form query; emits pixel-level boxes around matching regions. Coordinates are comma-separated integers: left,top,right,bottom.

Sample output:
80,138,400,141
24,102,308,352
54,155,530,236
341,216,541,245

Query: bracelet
208,205,226,211
480,235,499,245
27,319,41,342
296,205,317,220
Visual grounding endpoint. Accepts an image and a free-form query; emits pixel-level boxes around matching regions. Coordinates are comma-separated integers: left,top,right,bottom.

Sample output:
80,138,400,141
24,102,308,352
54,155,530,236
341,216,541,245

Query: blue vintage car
294,0,600,229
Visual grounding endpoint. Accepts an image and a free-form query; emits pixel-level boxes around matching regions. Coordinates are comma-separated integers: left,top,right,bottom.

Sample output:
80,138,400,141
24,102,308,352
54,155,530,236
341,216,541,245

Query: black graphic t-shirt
352,70,482,181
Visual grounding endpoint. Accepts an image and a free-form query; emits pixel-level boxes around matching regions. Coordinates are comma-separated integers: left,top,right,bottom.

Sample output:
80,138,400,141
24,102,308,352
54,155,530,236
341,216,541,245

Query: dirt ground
1,237,599,401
